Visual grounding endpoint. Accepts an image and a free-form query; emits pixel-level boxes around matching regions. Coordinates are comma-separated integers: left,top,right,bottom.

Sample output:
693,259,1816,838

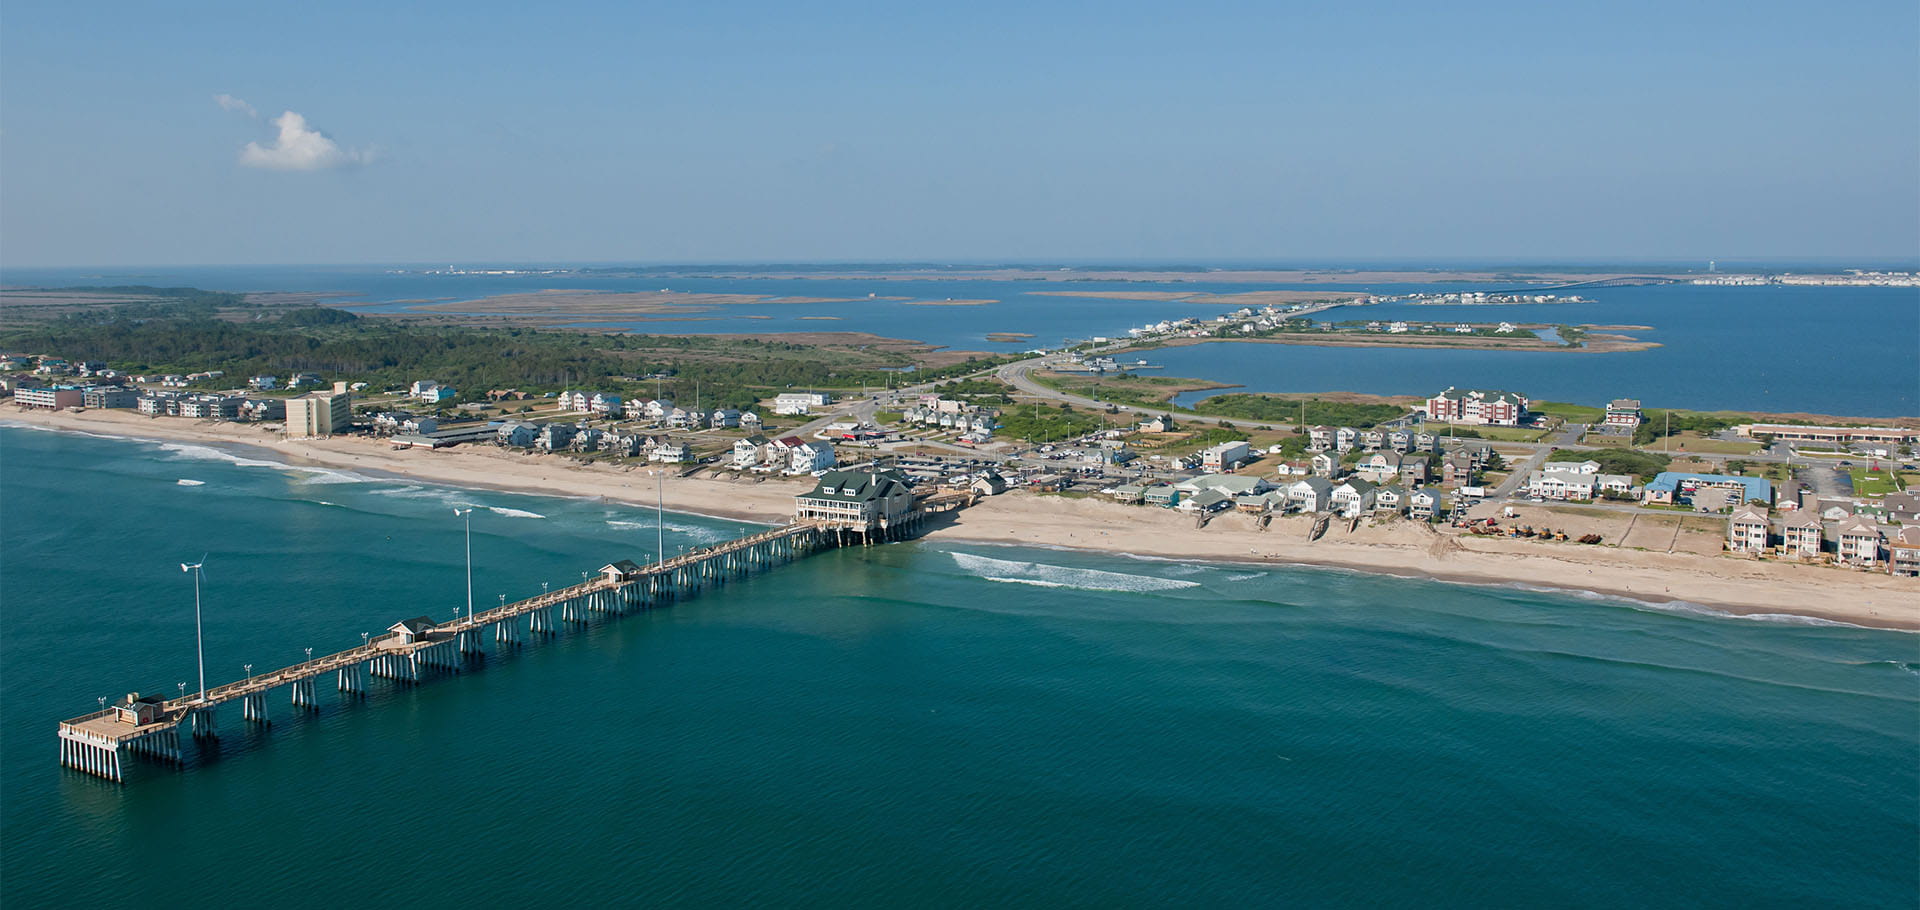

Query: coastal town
8,346,1918,582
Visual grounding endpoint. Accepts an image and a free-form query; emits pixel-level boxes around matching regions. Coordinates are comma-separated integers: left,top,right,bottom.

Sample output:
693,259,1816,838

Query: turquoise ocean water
1,424,1916,907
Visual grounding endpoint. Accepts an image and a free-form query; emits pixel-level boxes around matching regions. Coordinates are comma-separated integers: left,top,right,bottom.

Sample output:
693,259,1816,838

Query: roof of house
1433,387,1527,405
1190,489,1231,506
1730,506,1770,524
389,616,436,635
1882,491,1920,513
1835,516,1881,536
800,468,911,504
1779,511,1823,530
1173,474,1268,495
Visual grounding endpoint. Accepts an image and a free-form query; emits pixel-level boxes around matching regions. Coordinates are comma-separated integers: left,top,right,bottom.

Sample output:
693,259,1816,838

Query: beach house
1887,527,1920,577
1835,518,1883,568
1778,511,1824,559
1727,507,1770,554
1425,387,1528,426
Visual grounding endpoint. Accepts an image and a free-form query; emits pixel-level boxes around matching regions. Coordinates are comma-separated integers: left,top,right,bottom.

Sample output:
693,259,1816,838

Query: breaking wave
606,517,730,542
950,552,1201,593
176,478,205,486
487,506,546,519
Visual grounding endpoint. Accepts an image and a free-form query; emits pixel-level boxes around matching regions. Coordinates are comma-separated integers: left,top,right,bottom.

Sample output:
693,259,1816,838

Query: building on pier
388,616,439,644
794,468,915,534
600,560,645,582
113,692,167,725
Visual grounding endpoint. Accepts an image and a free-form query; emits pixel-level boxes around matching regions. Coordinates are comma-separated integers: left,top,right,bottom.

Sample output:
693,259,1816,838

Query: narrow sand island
7,407,1915,631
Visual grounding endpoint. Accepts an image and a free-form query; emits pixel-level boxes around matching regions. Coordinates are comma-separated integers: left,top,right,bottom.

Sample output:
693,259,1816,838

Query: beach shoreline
7,406,1916,632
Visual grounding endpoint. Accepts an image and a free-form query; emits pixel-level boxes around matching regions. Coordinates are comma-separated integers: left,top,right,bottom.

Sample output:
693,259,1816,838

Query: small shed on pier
600,560,644,583
113,692,167,725
388,616,437,644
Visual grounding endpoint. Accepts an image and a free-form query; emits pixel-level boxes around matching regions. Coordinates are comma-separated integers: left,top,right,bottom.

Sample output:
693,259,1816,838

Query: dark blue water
3,424,1916,907
3,264,1915,413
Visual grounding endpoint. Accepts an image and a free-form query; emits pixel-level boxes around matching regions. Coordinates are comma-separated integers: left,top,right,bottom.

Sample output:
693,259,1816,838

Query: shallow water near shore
3,425,1916,907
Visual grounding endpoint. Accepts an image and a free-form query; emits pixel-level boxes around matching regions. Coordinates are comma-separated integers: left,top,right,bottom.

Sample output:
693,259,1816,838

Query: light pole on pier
244,664,253,681
180,557,208,703
655,470,666,569
304,647,313,663
453,508,475,625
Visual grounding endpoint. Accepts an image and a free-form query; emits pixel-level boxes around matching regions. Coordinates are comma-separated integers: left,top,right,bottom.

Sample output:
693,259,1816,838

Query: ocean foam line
950,551,1200,593
939,539,1912,634
176,478,206,486
487,506,547,519
1494,582,1908,632
605,518,731,542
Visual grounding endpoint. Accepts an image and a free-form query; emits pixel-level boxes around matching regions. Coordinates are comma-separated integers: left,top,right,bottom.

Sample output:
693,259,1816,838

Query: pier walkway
59,520,835,782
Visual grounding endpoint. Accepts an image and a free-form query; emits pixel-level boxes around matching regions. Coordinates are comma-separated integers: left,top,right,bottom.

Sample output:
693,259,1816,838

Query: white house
773,392,831,416
787,440,836,475
1200,440,1253,471
649,441,692,463
1330,479,1377,516
732,435,769,468
1284,478,1335,513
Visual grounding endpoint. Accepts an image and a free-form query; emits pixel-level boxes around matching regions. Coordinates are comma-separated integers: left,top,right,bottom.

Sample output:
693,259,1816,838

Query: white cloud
213,93,257,118
238,110,373,171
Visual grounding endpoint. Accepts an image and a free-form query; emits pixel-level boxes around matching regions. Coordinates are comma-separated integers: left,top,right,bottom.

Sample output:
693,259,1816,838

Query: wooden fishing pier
59,465,976,784
58,521,839,783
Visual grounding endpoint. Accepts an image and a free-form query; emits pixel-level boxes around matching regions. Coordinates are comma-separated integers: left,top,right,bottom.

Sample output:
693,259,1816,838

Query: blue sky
3,0,1916,266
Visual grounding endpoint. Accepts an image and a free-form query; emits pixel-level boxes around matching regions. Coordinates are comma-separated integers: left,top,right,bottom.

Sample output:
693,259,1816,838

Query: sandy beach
8,405,1916,631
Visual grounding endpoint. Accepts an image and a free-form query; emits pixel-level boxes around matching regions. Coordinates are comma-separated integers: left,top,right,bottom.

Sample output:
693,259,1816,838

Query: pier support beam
291,678,318,711
242,692,269,725
189,707,218,739
337,662,366,696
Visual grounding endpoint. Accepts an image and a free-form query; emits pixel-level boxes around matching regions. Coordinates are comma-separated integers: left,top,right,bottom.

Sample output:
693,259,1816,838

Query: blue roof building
1643,472,1772,506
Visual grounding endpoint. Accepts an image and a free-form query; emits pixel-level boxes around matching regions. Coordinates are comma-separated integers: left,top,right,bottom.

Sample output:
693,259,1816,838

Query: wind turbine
453,508,475,624
180,556,208,703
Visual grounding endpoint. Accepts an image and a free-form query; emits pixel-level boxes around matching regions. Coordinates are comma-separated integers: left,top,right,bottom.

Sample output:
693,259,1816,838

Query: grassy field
1029,371,1230,410
1850,469,1906,497
1530,400,1605,422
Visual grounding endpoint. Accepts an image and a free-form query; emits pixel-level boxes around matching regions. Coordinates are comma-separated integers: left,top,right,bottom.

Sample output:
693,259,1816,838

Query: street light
453,508,475,625
180,557,208,703
244,663,253,680
360,632,369,647
304,647,313,662
177,682,186,700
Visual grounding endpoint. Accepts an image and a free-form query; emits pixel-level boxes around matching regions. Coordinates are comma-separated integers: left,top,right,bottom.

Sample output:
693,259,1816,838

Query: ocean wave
176,478,205,486
488,506,546,519
950,551,1200,593
605,517,730,542
1497,583,1907,632
157,441,288,470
